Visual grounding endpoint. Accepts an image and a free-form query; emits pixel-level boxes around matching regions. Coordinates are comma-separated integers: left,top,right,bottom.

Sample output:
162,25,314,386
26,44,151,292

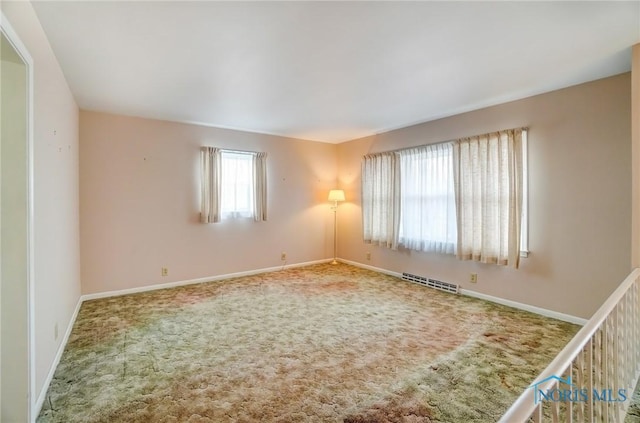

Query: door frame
1,10,36,422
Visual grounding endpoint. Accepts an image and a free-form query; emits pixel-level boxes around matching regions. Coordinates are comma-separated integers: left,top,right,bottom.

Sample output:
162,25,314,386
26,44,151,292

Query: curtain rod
365,126,528,157
201,146,262,155
220,148,257,155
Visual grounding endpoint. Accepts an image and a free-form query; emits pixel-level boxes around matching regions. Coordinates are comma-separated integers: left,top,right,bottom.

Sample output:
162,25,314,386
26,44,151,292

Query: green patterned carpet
38,263,578,422
627,381,640,423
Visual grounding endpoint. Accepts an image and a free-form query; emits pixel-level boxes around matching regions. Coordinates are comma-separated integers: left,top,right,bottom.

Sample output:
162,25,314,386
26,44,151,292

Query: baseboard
339,258,587,326
34,296,83,417
459,289,587,326
337,258,403,278
82,258,333,301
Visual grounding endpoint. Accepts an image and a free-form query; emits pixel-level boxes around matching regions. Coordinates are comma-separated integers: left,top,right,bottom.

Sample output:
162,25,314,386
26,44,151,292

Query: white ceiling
33,1,640,143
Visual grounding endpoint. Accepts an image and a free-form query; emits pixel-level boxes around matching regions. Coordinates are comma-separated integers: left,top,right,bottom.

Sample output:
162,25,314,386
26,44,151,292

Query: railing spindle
499,269,640,422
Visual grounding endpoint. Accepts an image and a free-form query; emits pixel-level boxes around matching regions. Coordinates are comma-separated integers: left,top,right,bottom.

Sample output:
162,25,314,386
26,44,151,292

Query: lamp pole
327,189,344,265
332,200,338,264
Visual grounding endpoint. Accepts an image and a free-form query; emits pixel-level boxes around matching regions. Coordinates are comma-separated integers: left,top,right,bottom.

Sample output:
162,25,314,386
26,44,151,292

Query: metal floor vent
402,272,459,294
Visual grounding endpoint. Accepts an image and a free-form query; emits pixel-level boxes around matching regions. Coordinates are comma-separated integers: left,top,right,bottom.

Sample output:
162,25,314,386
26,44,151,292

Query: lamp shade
328,189,345,202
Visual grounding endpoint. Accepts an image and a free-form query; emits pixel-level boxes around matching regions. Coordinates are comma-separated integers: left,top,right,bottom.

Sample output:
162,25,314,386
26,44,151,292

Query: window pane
221,152,254,218
398,143,456,254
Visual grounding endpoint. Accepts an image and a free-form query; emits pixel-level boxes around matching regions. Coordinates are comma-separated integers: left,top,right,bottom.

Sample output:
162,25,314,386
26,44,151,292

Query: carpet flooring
627,382,640,423
37,263,579,422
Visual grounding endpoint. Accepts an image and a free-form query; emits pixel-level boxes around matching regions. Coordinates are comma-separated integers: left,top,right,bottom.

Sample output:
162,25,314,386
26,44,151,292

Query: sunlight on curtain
453,129,523,267
221,152,254,219
200,147,221,223
362,152,400,249
399,143,456,254
201,148,267,223
252,152,268,221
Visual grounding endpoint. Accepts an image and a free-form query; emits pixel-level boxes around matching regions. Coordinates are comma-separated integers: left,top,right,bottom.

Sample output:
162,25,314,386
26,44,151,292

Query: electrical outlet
281,252,287,261
470,273,478,283
54,323,59,341
161,267,168,277
366,252,371,261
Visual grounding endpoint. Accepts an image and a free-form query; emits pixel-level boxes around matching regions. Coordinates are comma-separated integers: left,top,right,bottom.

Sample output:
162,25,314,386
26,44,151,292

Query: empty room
2,1,640,422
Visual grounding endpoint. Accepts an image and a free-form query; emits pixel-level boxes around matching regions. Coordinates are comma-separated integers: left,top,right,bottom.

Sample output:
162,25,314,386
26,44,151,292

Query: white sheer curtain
453,129,523,267
362,152,401,249
221,152,254,219
201,148,267,223
200,147,221,223
252,152,268,221
399,143,456,254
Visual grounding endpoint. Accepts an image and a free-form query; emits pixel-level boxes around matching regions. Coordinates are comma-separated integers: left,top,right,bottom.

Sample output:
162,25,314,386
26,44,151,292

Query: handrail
499,267,640,422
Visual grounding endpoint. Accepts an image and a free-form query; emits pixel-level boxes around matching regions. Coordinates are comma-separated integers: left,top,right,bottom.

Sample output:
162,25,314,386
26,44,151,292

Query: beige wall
1,0,81,410
79,111,338,294
337,74,631,320
1,45,29,423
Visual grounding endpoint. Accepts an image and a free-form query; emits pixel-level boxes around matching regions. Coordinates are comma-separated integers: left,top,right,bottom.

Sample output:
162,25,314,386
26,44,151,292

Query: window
362,152,400,249
454,129,526,266
200,147,267,223
362,128,527,268
221,151,254,219
398,143,456,254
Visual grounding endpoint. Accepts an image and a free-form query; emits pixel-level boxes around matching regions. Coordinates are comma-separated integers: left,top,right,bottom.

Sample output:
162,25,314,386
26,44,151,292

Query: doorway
1,14,34,422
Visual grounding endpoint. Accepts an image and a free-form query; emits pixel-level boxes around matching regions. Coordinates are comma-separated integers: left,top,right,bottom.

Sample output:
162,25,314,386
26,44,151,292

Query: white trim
340,258,586,326
337,258,403,278
26,33,36,423
33,298,82,417
82,259,332,301
1,11,36,422
459,288,587,326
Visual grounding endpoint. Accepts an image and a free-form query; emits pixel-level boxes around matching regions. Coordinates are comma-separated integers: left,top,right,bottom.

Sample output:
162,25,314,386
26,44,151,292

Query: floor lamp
328,189,345,264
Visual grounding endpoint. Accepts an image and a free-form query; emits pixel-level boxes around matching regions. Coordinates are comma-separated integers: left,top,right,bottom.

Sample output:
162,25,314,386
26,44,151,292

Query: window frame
397,143,457,254
361,128,530,259
220,150,254,220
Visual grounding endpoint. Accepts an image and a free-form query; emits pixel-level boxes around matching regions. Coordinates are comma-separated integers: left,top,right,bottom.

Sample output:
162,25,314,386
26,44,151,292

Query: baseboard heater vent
401,272,459,294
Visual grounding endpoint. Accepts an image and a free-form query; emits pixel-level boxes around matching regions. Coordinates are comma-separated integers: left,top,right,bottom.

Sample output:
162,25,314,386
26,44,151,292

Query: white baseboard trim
459,289,587,326
82,258,333,301
337,258,403,278
34,296,83,417
339,258,587,326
